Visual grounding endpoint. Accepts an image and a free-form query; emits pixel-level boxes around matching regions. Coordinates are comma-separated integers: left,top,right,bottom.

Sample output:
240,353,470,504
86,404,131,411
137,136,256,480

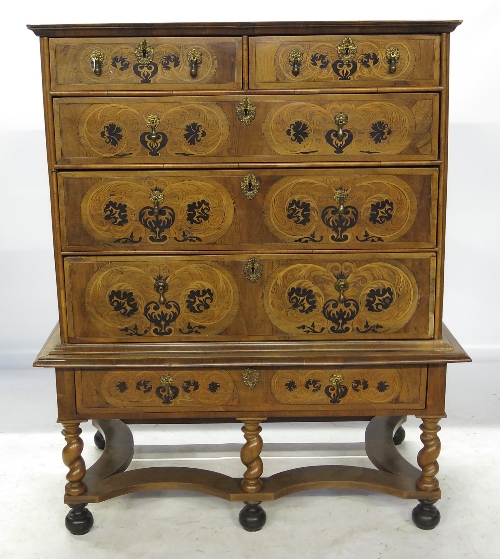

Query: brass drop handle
334,112,348,141
386,46,400,74
329,373,344,387
135,39,154,65
160,373,174,399
154,276,168,306
334,278,349,303
187,48,202,78
145,114,160,141
90,49,104,76
149,187,164,216
333,187,348,215
289,49,303,77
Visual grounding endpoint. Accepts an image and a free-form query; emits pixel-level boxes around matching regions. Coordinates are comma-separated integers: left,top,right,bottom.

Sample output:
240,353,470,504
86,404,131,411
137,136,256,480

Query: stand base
64,417,441,533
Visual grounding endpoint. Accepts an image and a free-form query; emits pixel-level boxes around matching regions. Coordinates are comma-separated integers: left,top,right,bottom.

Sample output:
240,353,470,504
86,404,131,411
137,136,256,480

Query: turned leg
61,421,94,535
412,417,441,530
237,417,266,532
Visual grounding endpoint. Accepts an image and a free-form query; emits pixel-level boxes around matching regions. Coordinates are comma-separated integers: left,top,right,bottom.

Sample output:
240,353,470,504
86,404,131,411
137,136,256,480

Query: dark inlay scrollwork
108,290,138,317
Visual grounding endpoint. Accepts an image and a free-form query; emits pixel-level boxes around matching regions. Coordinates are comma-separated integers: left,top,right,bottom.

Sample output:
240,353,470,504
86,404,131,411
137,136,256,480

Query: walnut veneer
29,20,469,534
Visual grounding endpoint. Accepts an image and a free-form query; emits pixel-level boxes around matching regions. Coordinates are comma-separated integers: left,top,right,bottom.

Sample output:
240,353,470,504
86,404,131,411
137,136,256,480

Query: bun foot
393,426,406,445
239,502,266,532
65,503,94,535
94,430,105,450
412,500,440,530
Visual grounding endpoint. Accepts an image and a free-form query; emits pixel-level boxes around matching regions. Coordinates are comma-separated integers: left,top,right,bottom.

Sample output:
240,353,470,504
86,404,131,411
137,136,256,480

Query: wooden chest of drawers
29,20,469,534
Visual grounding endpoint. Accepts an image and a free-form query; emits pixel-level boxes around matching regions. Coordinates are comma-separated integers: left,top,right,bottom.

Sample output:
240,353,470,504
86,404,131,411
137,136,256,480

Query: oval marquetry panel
100,370,237,407
84,261,239,338
271,369,402,405
263,100,417,156
264,260,419,336
80,176,234,246
250,35,440,88
78,102,229,158
264,174,417,244
50,37,242,90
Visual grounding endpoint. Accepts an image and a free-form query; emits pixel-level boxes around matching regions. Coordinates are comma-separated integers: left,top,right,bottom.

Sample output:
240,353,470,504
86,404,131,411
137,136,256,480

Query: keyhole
142,48,147,58
248,182,253,191
251,265,255,274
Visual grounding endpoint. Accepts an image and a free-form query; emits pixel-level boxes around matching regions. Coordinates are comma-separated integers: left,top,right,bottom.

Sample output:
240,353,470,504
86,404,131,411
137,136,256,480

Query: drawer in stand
75,366,428,417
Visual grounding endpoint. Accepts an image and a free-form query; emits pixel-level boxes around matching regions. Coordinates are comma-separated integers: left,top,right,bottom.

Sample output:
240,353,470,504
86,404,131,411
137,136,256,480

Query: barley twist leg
237,417,266,532
61,421,93,535
412,417,442,530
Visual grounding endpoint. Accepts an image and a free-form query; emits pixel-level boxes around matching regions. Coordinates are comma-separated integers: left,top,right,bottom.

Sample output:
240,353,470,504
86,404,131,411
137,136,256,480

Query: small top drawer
250,35,440,89
49,37,243,91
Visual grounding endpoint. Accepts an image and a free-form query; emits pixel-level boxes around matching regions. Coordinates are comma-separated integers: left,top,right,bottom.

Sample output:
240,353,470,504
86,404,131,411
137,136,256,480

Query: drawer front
64,254,435,343
250,35,440,89
76,366,427,415
59,168,438,251
49,37,242,91
54,93,439,165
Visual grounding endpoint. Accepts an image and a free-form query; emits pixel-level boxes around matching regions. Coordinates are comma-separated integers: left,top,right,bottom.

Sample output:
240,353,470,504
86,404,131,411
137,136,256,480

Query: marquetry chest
29,20,469,535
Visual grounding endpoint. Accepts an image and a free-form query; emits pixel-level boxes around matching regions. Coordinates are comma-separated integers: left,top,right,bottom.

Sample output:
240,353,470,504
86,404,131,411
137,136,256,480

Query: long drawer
75,366,428,416
250,34,441,89
49,37,243,91
64,253,435,343
59,168,438,252
53,93,439,165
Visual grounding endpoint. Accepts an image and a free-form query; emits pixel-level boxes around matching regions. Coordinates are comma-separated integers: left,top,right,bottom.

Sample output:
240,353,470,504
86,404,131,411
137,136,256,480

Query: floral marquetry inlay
264,175,417,244
275,39,413,82
263,100,422,156
81,177,234,245
84,262,239,338
100,370,237,407
78,102,229,158
264,261,418,336
271,369,404,405
77,42,217,84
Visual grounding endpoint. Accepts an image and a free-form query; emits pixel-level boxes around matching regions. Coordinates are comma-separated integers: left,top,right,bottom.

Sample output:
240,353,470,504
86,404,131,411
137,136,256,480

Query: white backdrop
0,0,498,368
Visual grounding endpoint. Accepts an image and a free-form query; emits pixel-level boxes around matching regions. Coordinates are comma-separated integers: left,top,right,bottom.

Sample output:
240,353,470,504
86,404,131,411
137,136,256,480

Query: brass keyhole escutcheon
242,368,260,388
334,277,349,303
90,49,104,76
289,49,303,77
337,37,357,63
236,98,256,126
241,174,260,200
135,39,154,65
154,275,168,306
334,112,348,141
187,48,202,78
333,187,349,215
386,45,400,74
243,258,263,283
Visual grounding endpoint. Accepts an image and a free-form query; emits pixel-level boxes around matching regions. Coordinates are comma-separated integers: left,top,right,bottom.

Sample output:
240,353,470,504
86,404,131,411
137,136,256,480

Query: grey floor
0,361,498,559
